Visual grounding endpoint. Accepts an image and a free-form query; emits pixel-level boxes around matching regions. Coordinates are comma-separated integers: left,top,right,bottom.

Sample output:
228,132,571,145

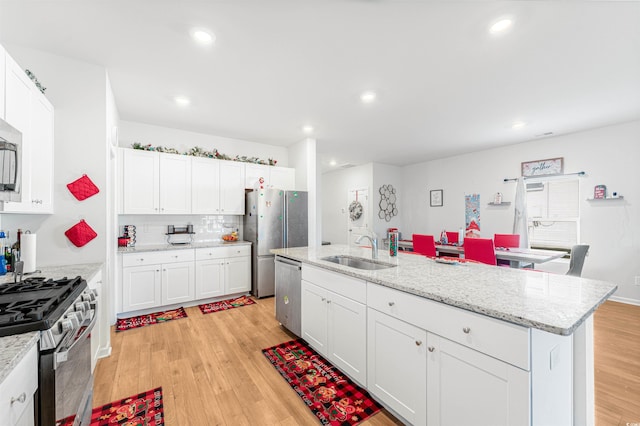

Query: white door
301,280,328,356
159,153,191,214
224,256,251,294
327,290,367,386
123,150,159,214
367,308,427,426
269,167,295,190
195,259,225,299
161,261,195,305
122,265,161,311
28,93,54,212
347,188,371,245
191,157,220,214
219,161,245,214
426,333,530,426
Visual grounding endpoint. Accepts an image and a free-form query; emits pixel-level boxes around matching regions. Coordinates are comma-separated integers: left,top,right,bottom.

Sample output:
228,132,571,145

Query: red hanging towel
65,220,97,247
66,174,99,201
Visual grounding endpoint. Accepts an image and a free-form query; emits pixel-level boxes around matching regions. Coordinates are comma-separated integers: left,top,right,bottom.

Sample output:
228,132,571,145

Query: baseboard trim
608,295,640,306
98,346,112,359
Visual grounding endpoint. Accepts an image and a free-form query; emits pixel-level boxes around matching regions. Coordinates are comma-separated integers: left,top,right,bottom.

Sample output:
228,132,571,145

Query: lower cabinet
195,246,251,299
367,308,427,426
161,261,195,305
301,266,367,386
0,343,37,426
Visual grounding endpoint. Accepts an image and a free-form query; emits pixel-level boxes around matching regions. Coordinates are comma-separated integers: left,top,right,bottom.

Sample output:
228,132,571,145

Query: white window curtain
526,179,579,249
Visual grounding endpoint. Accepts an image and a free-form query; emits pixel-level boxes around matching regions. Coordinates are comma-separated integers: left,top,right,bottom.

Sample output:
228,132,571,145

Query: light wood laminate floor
95,298,639,425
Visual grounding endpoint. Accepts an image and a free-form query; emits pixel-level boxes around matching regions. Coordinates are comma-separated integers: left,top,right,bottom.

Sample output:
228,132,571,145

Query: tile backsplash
118,215,242,246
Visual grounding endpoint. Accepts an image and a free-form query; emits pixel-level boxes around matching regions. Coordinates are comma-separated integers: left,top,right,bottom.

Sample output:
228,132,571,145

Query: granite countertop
0,262,103,383
0,332,39,384
272,245,618,336
118,240,252,254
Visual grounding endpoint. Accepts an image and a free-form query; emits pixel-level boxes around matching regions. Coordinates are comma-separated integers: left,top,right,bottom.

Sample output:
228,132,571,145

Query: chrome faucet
355,233,378,260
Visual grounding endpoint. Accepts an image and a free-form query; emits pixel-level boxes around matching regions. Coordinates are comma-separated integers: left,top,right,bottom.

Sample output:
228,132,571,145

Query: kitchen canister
21,232,37,273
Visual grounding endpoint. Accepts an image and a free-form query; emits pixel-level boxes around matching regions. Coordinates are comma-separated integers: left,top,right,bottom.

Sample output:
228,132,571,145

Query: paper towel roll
21,233,37,273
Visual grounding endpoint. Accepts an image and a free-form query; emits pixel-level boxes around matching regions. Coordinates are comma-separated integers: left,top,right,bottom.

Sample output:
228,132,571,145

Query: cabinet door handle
321,298,326,302
388,301,395,307
11,392,26,404
463,327,471,334
327,300,331,304
138,258,144,262
428,346,435,352
415,340,422,346
156,269,160,272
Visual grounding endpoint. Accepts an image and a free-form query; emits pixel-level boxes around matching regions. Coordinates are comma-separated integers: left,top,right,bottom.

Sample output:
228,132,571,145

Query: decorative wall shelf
487,202,511,206
586,196,624,201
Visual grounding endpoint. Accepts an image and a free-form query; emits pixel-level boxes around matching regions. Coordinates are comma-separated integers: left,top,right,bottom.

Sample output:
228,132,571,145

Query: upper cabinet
1,51,54,214
245,163,295,190
0,45,5,119
121,149,246,215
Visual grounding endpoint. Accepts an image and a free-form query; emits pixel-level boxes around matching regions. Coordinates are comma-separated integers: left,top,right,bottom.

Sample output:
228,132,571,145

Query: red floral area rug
198,295,256,314
56,387,164,426
262,339,382,425
115,307,187,332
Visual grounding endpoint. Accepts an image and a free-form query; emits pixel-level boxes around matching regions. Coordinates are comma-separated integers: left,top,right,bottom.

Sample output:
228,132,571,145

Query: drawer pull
463,327,471,334
428,346,435,352
388,302,395,307
327,300,331,304
321,298,326,302
415,340,422,346
11,392,26,404
138,258,144,261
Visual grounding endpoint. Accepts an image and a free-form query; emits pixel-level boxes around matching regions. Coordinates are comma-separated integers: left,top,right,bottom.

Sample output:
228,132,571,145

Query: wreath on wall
349,201,363,221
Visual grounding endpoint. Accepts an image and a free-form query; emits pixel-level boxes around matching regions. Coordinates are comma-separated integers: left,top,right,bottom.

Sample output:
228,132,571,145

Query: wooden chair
494,234,520,266
463,238,497,265
412,234,437,257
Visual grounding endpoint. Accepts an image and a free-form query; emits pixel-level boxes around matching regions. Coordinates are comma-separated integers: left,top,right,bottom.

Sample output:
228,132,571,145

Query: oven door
39,309,97,426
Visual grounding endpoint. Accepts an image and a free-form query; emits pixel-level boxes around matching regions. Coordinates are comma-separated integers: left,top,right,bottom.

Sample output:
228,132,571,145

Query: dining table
398,240,566,268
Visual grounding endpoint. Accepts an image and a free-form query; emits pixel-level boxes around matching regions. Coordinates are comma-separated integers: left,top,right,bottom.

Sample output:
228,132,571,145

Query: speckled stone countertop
118,240,251,254
0,332,39,384
272,245,618,336
0,263,103,383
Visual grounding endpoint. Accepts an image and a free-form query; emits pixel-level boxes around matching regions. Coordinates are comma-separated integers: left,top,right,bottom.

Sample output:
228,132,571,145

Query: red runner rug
262,339,382,425
56,387,164,426
115,307,187,332
198,295,256,314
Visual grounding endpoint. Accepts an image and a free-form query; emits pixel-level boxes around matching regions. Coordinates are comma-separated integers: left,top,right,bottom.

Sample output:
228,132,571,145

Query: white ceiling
1,0,639,171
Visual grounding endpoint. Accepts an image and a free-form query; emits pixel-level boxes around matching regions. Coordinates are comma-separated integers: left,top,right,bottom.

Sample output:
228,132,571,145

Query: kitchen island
272,245,617,426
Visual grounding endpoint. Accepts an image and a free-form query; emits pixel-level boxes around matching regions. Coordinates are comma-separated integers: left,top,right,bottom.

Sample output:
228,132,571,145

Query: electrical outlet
635,276,640,286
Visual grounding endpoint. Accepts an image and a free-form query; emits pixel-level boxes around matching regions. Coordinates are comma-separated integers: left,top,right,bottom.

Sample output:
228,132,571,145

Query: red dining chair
494,234,520,266
445,231,459,245
463,238,497,265
412,234,437,257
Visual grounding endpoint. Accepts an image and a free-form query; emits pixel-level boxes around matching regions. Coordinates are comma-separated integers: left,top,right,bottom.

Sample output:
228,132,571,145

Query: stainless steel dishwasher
274,255,302,337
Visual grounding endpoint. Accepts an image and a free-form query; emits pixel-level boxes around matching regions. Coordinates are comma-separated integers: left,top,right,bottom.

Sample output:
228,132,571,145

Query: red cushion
65,220,98,247
66,174,100,201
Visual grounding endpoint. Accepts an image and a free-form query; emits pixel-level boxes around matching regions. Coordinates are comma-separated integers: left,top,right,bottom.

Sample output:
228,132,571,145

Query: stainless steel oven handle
55,309,97,368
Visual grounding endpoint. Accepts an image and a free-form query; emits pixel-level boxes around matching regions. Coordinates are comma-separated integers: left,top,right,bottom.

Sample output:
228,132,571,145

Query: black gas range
0,276,97,426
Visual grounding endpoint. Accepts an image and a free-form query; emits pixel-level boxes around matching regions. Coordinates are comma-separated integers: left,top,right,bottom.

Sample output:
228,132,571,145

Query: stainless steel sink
321,255,397,270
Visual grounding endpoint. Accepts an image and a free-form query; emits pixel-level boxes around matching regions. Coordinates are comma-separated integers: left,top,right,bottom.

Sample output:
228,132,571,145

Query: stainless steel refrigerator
244,189,308,298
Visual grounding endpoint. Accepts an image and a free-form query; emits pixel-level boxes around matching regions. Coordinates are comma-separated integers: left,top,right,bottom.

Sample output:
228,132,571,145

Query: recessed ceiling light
489,19,513,34
302,125,314,134
329,160,337,166
512,121,527,129
174,96,190,107
191,29,215,45
360,91,377,104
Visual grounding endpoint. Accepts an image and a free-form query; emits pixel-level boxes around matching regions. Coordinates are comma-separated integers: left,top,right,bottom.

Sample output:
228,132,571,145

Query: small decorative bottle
389,231,398,257
458,228,465,246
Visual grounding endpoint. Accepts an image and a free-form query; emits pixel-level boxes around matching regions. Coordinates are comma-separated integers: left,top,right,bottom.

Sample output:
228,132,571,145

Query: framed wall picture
521,157,564,177
430,189,443,207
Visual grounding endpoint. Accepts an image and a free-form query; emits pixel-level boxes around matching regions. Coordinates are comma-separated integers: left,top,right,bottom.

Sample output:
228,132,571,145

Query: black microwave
0,117,22,202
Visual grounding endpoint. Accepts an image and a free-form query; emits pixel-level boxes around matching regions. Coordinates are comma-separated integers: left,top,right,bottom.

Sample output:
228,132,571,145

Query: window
526,178,579,250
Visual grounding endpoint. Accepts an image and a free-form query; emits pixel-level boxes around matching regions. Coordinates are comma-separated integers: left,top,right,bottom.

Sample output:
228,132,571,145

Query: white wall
289,138,319,246
402,120,640,303
119,121,289,167
1,45,109,267
372,163,404,240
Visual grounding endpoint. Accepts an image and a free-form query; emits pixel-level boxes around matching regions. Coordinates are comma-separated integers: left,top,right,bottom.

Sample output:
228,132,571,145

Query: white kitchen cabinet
0,343,37,426
301,265,367,385
219,161,245,214
195,245,251,299
159,153,191,214
161,261,195,305
121,149,191,214
245,163,296,190
121,249,195,312
426,333,530,426
191,157,220,214
1,53,55,214
0,45,5,119
367,308,427,426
